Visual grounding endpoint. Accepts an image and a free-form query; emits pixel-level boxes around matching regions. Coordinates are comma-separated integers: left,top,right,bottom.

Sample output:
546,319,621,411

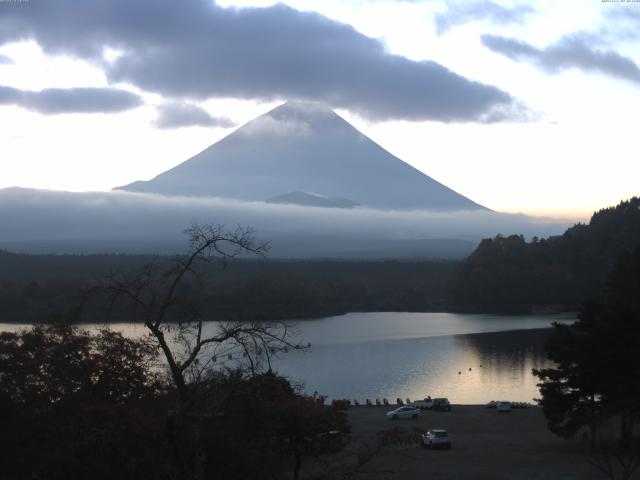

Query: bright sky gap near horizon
0,0,638,220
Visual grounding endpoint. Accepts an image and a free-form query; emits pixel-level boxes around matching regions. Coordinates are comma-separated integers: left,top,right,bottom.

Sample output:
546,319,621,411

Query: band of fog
0,188,568,247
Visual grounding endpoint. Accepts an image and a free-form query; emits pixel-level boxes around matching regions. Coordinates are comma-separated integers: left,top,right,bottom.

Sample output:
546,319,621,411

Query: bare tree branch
101,223,301,410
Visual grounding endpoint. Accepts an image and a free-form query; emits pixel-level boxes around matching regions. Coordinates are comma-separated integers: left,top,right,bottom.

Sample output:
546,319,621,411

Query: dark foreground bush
0,325,349,480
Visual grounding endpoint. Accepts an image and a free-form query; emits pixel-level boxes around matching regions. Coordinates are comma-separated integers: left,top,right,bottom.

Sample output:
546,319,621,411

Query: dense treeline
0,253,456,323
451,197,640,312
534,243,640,476
0,325,349,479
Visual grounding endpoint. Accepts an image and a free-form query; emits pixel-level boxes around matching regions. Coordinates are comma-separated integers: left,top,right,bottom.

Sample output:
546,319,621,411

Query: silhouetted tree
452,197,640,311
202,372,349,480
533,307,606,444
104,225,302,402
0,325,168,480
0,324,162,410
0,324,350,480
588,439,640,480
103,224,304,479
534,242,640,447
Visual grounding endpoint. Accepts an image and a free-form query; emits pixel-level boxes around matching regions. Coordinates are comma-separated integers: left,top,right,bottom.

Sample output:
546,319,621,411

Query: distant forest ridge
1,197,638,322
0,255,457,324
451,197,640,311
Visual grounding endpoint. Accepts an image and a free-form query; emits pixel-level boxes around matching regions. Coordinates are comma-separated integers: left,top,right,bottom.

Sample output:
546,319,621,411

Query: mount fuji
117,102,486,211
0,104,568,258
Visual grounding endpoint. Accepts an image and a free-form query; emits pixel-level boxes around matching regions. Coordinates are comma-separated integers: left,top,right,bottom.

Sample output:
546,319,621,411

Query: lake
0,312,574,404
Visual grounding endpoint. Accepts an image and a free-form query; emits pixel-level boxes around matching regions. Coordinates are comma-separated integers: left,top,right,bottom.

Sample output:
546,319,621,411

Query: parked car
432,398,451,412
386,406,421,420
421,429,451,449
497,401,512,412
412,397,434,410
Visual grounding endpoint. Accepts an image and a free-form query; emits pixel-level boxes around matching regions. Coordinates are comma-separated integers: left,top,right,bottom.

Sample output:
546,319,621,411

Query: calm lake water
0,312,574,404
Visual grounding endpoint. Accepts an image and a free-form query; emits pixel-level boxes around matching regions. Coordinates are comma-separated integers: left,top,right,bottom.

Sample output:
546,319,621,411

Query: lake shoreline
3,312,568,404
0,308,578,325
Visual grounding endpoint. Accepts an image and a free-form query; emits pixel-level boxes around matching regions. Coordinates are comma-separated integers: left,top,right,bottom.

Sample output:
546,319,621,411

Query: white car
497,401,512,412
421,429,451,449
386,406,421,420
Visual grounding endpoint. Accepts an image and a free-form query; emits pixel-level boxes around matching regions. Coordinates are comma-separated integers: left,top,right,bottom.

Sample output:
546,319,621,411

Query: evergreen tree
453,197,640,311
534,243,640,444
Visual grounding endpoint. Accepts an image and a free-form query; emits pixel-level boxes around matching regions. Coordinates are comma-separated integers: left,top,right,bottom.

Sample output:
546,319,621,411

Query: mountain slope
117,101,486,211
265,191,359,209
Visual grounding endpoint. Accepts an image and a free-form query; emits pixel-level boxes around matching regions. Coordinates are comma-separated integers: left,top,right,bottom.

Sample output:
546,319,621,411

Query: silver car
421,429,451,449
386,406,421,420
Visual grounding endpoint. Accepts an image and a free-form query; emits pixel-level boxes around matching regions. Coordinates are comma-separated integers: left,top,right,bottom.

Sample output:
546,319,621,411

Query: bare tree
105,224,302,405
103,224,303,479
588,439,640,480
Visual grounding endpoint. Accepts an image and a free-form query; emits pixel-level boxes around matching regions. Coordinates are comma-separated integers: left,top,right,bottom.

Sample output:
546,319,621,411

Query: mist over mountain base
0,187,567,258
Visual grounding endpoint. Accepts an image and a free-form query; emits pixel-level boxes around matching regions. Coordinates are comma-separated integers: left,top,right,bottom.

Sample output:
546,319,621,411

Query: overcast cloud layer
435,1,535,35
0,188,568,256
482,34,640,85
0,85,143,114
0,0,520,122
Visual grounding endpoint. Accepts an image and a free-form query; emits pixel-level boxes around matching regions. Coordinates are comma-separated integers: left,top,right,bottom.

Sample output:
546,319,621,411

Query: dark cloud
0,84,143,114
0,0,521,122
481,35,539,60
435,1,535,35
153,102,235,129
0,53,13,64
482,34,640,84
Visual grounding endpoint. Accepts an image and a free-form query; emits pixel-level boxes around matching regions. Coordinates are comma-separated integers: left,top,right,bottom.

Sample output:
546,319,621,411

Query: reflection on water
0,312,572,404
280,311,574,345
271,328,554,404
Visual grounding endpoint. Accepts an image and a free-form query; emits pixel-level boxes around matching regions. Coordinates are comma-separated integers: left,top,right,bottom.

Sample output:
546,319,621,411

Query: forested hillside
451,197,640,311
0,254,456,323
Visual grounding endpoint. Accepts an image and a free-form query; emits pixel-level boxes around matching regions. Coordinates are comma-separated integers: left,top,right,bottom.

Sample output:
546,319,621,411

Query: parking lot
311,405,603,480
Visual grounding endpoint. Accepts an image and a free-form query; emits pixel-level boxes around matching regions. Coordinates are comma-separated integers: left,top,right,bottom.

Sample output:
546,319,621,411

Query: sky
0,0,638,220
